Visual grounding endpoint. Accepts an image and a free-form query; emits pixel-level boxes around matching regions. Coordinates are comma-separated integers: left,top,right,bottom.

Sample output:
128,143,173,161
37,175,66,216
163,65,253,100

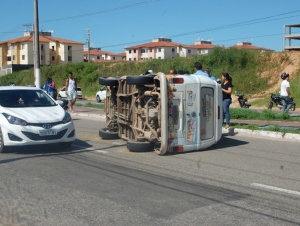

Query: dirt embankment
231,52,300,107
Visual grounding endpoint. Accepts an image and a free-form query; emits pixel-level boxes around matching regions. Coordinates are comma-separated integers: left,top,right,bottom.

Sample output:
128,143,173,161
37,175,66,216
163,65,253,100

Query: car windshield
0,89,57,108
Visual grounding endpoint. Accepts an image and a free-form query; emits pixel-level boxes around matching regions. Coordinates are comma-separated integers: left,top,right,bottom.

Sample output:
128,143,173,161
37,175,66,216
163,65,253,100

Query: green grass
230,108,297,121
74,102,104,109
230,123,300,135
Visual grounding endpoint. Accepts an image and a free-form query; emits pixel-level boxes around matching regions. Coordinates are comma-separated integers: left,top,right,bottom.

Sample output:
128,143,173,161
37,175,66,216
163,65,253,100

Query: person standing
194,62,208,76
280,72,293,112
204,68,216,81
45,77,55,99
65,72,77,113
221,73,233,129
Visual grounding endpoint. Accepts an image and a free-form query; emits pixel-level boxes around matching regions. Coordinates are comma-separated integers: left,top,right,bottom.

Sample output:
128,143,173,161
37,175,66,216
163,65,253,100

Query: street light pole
34,0,40,88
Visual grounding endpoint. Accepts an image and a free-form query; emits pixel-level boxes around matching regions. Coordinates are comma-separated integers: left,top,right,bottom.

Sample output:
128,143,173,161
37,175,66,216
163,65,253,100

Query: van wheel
99,127,119,139
127,141,154,152
126,76,154,85
99,77,119,86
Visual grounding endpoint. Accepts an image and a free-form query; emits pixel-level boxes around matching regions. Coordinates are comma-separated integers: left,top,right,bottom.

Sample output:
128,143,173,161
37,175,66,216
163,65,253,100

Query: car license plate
39,129,57,136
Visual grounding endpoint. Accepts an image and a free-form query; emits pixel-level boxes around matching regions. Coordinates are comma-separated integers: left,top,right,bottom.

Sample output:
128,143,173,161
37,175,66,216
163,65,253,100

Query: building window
113,57,115,60
149,48,152,52
21,44,25,50
22,55,25,60
12,55,16,61
188,49,191,53
52,46,55,51
158,48,161,52
158,57,161,59
134,50,136,53
12,44,15,50
52,56,55,61
129,50,131,54
134,58,136,61
41,55,46,60
150,57,152,59
41,44,44,50
68,45,72,51
129,58,131,61
7,56,11,61
172,48,175,52
141,49,145,53
68,56,72,61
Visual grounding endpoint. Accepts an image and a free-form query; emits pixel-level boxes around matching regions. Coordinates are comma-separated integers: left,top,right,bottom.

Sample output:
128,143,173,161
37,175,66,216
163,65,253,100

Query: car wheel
0,128,8,153
99,127,119,139
96,95,101,103
59,141,73,148
127,141,154,152
126,76,154,85
99,77,119,86
291,104,296,111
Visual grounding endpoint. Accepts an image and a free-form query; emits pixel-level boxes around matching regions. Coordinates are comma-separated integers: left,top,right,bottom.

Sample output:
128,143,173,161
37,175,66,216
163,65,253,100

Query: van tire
99,127,119,139
126,76,154,85
127,141,154,152
99,77,119,86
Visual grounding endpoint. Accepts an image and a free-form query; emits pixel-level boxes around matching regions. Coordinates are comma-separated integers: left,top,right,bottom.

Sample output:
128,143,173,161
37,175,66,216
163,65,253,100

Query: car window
100,86,106,91
61,87,65,91
0,90,57,108
77,88,81,91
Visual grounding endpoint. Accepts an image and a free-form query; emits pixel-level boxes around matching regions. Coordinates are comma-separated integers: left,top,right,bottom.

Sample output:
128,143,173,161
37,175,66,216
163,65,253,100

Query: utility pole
34,0,40,88
86,29,91,62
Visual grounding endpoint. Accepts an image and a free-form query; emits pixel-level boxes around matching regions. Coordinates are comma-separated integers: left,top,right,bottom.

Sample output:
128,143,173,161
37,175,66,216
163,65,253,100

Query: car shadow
3,139,93,155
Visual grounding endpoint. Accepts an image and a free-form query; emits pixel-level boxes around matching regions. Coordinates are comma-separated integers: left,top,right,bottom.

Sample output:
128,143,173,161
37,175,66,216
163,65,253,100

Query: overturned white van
99,72,222,155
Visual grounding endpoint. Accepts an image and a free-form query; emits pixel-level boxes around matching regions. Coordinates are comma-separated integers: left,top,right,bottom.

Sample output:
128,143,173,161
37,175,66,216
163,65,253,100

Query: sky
1,0,300,53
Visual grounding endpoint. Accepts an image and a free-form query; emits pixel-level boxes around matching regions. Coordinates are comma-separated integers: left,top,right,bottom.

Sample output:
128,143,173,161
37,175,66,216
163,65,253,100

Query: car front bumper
2,121,75,147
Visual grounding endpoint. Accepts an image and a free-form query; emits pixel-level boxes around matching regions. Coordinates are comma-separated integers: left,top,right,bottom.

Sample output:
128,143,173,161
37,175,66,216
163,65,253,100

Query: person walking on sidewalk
221,73,233,129
280,72,293,112
65,72,77,113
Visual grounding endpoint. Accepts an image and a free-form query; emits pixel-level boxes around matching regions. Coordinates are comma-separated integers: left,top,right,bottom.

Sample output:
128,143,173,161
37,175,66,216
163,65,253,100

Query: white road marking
94,150,108,153
251,183,300,196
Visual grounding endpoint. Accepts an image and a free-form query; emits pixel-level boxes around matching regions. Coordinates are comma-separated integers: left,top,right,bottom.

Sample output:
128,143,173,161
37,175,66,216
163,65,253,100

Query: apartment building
0,31,84,74
283,24,300,51
125,38,219,61
83,48,125,61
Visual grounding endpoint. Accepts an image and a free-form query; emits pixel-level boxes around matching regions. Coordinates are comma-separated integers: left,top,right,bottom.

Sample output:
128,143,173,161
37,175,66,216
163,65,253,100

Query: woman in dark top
221,73,233,129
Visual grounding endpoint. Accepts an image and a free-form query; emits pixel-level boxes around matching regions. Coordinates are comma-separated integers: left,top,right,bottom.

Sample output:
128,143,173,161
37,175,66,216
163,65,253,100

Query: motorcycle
236,93,251,108
268,93,296,111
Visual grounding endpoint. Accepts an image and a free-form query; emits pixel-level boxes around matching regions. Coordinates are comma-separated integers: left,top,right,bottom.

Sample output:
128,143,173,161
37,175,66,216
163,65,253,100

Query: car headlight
62,112,71,124
2,113,28,126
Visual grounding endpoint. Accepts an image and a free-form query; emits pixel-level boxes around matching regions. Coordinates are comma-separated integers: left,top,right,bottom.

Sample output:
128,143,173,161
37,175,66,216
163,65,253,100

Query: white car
0,86,75,152
96,86,106,102
58,87,82,99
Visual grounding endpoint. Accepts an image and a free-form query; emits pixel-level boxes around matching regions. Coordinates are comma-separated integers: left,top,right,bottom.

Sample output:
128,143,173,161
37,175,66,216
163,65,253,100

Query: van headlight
2,113,28,126
62,112,71,123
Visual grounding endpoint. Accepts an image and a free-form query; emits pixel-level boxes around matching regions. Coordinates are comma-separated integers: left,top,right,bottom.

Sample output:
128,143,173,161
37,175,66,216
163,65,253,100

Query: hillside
1,49,300,107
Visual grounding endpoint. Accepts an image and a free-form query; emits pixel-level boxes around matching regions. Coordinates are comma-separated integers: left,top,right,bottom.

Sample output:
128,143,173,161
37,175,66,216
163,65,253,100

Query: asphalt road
0,116,300,225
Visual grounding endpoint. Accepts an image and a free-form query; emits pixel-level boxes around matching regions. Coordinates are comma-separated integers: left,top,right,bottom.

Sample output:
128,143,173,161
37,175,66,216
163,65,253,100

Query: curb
222,127,300,141
71,113,106,119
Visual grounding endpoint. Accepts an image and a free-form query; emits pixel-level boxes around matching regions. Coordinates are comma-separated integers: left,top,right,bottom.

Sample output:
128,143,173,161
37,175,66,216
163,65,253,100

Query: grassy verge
230,108,299,121
230,123,300,135
75,102,104,109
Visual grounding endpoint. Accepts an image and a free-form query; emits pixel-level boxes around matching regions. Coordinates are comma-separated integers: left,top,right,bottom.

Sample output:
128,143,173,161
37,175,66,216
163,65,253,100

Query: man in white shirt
280,72,293,112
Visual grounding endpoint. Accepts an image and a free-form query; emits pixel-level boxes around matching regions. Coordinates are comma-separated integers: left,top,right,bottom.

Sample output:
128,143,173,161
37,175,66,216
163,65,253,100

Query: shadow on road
209,136,249,150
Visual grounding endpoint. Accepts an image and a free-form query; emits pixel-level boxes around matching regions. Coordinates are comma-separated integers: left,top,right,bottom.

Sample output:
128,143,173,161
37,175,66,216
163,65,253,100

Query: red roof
228,44,273,51
0,35,83,45
83,49,125,57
